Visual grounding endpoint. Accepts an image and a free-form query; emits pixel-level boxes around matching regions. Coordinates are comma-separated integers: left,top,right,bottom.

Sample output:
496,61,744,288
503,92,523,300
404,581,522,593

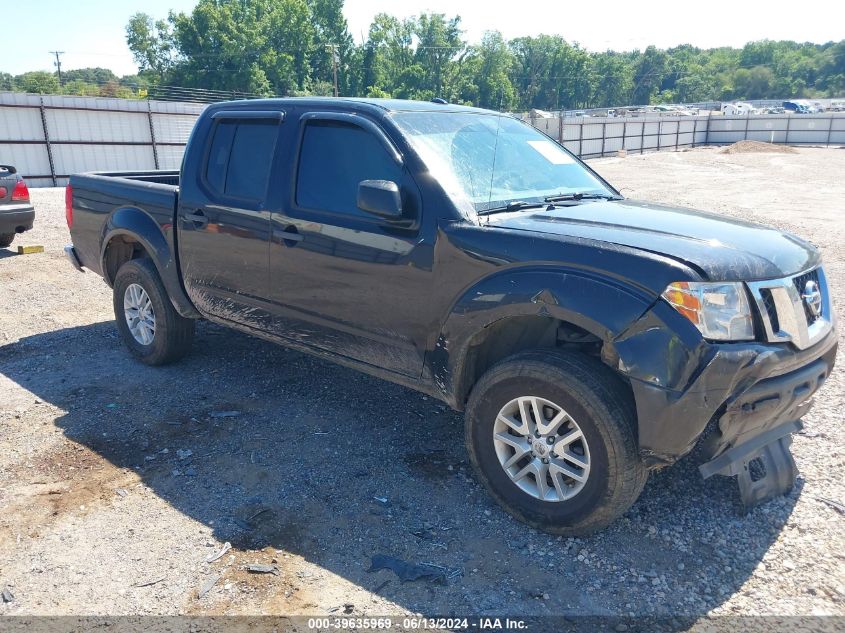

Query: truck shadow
1,320,800,619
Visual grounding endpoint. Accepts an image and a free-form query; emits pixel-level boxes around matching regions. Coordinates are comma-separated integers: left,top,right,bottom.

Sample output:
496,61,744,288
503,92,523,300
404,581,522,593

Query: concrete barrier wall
2,92,844,187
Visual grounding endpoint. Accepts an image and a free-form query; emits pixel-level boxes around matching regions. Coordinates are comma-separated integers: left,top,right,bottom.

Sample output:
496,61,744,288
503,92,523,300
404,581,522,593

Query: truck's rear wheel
465,350,647,535
113,258,195,365
0,233,14,248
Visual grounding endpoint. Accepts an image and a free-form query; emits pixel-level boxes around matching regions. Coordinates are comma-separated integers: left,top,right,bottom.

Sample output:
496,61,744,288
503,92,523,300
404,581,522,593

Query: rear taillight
65,184,73,228
11,179,29,202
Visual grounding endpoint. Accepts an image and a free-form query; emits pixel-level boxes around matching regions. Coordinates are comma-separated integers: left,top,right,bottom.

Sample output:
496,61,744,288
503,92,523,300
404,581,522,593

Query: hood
487,199,819,281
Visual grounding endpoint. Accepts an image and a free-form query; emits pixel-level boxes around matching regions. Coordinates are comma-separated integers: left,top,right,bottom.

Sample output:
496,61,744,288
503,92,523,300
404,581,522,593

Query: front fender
101,207,199,318
430,267,656,407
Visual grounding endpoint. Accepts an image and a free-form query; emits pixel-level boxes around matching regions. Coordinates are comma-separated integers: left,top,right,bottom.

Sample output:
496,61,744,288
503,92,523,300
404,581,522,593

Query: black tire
112,258,195,366
0,233,14,248
465,349,647,535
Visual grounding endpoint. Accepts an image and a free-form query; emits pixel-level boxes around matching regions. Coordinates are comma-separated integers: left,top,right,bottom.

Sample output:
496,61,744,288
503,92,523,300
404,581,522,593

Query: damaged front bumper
613,299,837,504
698,420,801,507
696,349,830,506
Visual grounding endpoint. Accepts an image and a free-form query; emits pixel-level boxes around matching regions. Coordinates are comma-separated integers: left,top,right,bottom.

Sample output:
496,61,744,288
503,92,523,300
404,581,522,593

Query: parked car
64,98,838,535
721,102,756,116
0,165,34,248
783,100,811,114
830,101,845,112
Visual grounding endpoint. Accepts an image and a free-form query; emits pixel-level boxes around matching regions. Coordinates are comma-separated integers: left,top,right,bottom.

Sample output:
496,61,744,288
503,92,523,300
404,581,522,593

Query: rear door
177,111,283,325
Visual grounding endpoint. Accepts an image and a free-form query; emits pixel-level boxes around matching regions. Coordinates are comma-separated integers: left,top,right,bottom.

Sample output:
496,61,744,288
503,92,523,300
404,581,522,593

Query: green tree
819,40,845,93
118,74,153,92
740,40,779,68
126,12,174,80
509,35,556,109
508,35,592,110
631,46,668,104
308,0,355,94
360,13,414,96
62,80,101,96
117,5,844,108
412,13,464,99
732,65,775,99
591,52,633,107
98,80,135,99
166,0,315,95
62,67,118,85
471,31,515,109
15,71,59,94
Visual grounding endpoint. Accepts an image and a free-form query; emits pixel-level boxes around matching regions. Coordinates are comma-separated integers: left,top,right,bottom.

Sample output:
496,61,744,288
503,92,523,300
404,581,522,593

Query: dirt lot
1,147,843,619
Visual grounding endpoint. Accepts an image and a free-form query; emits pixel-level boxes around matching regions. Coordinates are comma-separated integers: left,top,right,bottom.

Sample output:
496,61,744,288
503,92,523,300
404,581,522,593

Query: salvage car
0,164,34,248
64,98,837,534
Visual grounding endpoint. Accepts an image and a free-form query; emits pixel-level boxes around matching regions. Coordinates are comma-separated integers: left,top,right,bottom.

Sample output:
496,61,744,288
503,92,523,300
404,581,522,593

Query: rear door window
205,119,279,201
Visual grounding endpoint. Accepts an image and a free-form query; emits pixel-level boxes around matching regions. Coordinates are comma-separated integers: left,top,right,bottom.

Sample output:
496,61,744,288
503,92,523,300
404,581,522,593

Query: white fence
531,112,845,159
2,92,845,187
0,92,203,187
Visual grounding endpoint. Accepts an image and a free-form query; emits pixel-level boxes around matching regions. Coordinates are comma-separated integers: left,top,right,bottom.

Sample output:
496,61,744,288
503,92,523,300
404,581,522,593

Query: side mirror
357,180,402,219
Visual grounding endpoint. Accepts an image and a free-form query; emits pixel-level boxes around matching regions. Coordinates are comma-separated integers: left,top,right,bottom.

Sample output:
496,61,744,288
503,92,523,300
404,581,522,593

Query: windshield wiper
477,201,548,216
478,192,620,217
544,192,620,203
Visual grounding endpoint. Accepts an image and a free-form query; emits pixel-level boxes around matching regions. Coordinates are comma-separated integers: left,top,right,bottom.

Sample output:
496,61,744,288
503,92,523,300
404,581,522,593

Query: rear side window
296,120,401,217
205,119,278,201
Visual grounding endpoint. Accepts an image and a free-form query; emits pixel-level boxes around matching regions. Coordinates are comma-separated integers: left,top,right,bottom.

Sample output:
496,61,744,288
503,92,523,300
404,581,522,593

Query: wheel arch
100,206,200,318
429,268,656,410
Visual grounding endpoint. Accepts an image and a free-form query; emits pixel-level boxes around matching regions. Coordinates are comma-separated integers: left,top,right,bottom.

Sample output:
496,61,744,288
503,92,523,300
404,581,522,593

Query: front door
266,114,434,377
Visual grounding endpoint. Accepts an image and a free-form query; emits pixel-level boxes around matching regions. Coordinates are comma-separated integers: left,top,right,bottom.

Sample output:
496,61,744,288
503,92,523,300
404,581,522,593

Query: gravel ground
0,147,843,619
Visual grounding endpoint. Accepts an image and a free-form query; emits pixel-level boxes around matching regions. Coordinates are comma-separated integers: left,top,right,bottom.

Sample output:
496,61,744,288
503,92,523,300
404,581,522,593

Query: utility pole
326,44,339,97
50,51,65,87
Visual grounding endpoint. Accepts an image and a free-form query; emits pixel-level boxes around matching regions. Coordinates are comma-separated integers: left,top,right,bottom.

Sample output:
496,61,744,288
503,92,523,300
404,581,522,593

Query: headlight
662,281,754,341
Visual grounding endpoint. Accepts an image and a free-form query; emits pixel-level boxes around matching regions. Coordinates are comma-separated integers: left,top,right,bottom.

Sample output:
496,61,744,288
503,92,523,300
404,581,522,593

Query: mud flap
699,420,801,509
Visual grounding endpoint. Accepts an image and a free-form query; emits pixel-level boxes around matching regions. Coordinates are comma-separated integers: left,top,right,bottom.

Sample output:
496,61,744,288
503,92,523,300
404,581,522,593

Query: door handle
183,211,208,227
274,226,304,245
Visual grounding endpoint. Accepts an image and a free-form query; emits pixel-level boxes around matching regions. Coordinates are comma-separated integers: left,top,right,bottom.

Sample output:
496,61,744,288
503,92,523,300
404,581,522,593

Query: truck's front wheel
113,258,195,366
0,233,14,248
465,350,647,535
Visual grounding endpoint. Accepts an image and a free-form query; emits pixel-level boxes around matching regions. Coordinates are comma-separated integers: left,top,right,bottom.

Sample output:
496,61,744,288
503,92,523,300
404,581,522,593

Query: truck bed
68,170,181,279
82,170,180,187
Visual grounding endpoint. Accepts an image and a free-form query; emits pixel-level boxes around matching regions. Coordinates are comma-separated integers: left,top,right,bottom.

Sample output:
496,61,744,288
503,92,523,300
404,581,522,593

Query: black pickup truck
65,98,837,534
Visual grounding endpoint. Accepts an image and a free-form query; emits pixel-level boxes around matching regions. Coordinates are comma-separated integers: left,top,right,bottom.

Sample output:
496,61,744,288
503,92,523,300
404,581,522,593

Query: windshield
392,111,615,214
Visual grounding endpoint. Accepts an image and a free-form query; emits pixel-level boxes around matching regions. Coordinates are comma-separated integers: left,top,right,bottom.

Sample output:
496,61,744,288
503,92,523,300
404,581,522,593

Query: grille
746,266,831,350
760,288,780,332
793,269,822,323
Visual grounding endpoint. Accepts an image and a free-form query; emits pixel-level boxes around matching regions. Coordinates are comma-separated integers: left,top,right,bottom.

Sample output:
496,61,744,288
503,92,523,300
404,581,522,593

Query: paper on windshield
526,140,575,165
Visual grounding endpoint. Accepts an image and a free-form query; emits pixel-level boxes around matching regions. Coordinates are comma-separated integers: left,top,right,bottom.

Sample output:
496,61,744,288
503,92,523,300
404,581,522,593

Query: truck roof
206,97,496,116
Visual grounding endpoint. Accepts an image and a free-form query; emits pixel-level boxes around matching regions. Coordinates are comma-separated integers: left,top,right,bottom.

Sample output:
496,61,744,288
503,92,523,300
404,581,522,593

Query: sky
2,0,843,77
